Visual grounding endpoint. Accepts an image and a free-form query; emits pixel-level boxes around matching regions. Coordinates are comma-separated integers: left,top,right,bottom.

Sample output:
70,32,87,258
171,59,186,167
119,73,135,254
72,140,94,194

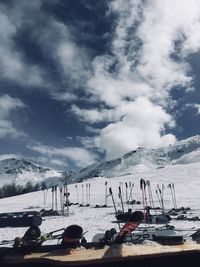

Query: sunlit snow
0,161,200,244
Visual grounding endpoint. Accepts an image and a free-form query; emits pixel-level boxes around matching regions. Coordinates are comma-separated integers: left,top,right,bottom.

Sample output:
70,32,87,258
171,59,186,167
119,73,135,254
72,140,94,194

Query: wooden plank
2,242,200,266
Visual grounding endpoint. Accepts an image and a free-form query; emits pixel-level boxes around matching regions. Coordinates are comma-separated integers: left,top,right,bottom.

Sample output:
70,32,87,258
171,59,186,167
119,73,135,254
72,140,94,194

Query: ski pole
157,185,163,210
86,183,88,205
61,186,65,215
51,187,54,210
143,180,148,208
105,181,108,206
140,179,145,210
88,183,91,206
159,188,164,210
140,179,149,224
109,187,117,214
156,189,162,208
109,187,121,229
128,183,134,203
125,182,128,203
172,183,177,209
43,189,46,209
143,180,150,223
82,184,84,206
55,186,58,211
146,180,154,208
140,179,148,209
59,187,63,215
157,184,164,210
149,181,155,208
168,183,175,209
118,186,125,213
161,184,165,211
75,184,79,204
119,182,124,200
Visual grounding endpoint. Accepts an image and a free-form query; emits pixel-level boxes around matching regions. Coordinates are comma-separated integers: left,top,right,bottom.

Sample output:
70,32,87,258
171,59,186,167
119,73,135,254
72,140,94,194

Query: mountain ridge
0,135,200,187
69,135,200,182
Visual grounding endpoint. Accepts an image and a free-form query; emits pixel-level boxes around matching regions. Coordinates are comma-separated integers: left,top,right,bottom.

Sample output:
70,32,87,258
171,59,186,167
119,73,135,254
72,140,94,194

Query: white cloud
1,0,200,164
71,104,115,123
0,154,20,160
76,136,96,149
56,42,90,86
0,95,26,138
28,144,98,168
0,1,90,96
49,158,69,168
95,97,176,159
30,16,91,98
0,4,45,87
82,0,200,160
136,0,199,91
0,94,25,118
52,92,78,102
194,104,200,114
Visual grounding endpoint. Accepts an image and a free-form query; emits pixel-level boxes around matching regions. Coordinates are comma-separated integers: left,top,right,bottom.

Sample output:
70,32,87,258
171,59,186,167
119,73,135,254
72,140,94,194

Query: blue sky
0,0,200,171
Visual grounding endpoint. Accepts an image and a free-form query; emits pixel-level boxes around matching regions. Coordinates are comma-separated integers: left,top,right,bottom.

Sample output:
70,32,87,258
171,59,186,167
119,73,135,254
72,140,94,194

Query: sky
0,0,200,171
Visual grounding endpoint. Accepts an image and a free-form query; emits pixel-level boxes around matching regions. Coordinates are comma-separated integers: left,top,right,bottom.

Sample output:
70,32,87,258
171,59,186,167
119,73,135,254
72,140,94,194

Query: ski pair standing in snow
140,179,151,224
168,183,177,209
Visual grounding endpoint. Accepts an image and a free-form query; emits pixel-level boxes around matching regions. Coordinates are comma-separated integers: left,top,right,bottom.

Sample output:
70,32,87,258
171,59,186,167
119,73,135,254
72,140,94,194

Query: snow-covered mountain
0,136,200,243
0,158,62,187
1,135,200,188
69,135,200,182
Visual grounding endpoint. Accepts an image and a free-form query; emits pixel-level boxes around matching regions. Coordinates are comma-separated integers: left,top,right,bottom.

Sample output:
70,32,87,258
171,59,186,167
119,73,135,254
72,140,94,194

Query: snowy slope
0,158,62,187
0,160,200,243
69,135,200,182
